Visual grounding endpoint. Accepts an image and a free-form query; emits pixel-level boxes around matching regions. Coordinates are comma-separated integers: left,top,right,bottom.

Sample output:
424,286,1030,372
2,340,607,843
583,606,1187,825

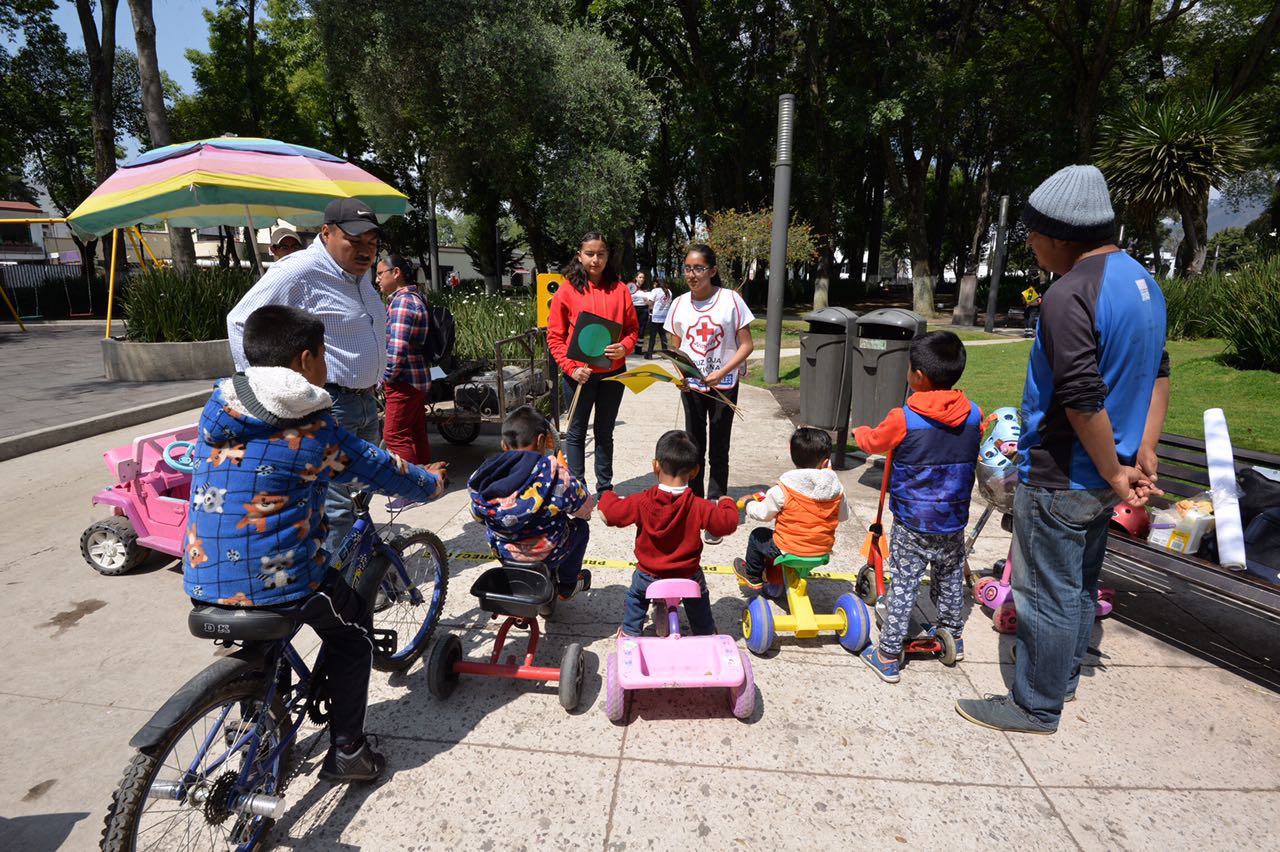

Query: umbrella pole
134,227,162,269
0,274,26,332
123,228,146,270
243,206,265,277
104,228,120,339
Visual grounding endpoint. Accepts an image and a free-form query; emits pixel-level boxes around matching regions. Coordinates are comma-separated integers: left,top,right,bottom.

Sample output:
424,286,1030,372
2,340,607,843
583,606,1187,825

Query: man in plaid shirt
377,254,432,464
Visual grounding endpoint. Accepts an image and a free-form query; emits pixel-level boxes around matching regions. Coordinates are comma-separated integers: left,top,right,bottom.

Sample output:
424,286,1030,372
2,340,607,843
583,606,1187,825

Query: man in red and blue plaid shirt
377,255,432,463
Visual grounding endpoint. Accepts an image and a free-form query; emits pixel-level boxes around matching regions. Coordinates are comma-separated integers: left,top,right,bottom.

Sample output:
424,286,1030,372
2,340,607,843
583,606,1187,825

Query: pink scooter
972,535,1115,635
604,578,756,722
80,425,196,575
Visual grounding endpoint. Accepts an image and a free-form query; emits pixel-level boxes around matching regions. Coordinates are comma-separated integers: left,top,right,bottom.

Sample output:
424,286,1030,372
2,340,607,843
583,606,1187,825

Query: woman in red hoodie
546,232,639,495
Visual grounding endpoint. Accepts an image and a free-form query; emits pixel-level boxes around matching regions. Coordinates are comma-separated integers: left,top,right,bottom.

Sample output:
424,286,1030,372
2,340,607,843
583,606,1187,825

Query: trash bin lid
856,308,927,338
801,306,859,329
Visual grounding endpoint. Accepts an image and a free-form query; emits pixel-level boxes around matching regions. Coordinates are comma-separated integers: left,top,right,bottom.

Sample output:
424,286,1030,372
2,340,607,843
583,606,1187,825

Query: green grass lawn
746,338,1280,454
748,318,807,345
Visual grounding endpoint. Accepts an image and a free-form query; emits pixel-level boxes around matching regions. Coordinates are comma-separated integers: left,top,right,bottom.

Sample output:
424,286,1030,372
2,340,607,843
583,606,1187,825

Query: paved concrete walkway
2,367,1278,850
0,321,211,452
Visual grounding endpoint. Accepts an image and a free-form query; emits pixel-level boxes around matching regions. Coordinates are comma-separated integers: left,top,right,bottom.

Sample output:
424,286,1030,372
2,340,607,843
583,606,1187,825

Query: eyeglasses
682,264,710,275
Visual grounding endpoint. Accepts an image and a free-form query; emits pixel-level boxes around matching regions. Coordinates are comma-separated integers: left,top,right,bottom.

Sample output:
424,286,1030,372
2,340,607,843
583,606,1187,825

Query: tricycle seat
616,634,745,690
188,605,296,642
470,563,555,618
645,578,700,602
774,552,830,580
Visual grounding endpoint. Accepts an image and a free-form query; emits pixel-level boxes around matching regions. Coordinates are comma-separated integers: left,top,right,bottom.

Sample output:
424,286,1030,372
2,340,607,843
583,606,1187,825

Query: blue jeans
1011,484,1117,726
623,569,716,637
561,370,625,493
324,388,382,561
741,526,781,584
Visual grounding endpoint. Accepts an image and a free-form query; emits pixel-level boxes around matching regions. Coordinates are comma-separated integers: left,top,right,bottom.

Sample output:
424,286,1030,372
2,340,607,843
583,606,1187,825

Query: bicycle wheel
101,674,293,852
364,529,449,672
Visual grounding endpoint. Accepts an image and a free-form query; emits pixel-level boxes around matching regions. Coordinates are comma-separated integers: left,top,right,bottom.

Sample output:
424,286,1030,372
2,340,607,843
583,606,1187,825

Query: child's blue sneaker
859,645,901,683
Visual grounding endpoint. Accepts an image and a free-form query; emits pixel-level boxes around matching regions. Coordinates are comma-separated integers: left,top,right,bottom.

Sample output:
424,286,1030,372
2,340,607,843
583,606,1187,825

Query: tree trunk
865,160,885,289
74,0,120,185
812,239,834,310
427,184,441,292
127,0,196,272
954,148,993,326
1175,192,1210,277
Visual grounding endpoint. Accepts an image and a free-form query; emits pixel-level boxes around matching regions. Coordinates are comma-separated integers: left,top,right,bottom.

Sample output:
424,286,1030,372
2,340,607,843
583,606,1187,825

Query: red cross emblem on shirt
686,316,723,356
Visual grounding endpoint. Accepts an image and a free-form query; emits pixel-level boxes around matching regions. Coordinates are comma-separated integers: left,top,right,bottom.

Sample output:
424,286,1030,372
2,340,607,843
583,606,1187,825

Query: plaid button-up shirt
384,286,431,391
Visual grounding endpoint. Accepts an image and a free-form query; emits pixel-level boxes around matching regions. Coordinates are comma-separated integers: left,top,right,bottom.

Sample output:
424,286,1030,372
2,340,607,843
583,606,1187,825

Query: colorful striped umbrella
67,137,408,237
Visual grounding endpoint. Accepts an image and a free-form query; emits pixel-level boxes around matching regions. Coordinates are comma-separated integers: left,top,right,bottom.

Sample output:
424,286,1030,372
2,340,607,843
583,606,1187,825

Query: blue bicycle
100,491,448,850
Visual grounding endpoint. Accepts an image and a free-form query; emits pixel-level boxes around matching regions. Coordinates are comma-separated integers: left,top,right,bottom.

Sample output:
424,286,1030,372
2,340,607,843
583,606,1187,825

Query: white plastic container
1165,512,1215,555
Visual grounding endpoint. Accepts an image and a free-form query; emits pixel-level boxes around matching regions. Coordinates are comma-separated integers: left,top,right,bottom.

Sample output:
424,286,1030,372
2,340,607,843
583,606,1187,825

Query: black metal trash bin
851,308,927,428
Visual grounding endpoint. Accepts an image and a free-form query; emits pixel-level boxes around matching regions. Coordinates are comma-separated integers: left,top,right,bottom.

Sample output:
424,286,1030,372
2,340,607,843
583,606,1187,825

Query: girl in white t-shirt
643,278,673,357
663,244,755,540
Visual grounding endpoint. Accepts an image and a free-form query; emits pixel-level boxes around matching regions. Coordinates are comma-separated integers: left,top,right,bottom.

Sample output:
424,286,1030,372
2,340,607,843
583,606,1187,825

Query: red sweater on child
598,486,739,578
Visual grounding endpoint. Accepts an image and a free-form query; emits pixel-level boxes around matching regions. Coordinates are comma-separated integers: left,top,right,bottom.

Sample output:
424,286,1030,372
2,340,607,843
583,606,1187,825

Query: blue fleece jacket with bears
183,367,439,607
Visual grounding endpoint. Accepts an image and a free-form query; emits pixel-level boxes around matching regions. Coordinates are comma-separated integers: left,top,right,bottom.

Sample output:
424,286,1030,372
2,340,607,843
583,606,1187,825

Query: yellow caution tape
446,551,865,581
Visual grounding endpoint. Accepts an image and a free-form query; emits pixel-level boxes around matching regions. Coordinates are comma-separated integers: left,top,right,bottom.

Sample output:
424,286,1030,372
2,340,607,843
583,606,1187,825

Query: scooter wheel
993,602,1018,635
1095,599,1114,618
973,576,999,607
856,564,878,607
936,626,958,666
1097,587,1116,604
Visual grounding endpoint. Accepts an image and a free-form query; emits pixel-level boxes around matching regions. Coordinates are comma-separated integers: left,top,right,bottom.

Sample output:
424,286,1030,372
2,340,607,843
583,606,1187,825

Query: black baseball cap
324,197,381,236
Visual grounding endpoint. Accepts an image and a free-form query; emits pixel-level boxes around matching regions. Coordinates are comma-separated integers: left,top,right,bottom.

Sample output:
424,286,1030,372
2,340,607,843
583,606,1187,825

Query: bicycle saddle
188,605,296,641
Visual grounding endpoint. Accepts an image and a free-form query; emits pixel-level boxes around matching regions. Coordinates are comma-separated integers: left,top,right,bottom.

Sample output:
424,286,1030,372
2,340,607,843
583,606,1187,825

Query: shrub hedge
122,267,255,343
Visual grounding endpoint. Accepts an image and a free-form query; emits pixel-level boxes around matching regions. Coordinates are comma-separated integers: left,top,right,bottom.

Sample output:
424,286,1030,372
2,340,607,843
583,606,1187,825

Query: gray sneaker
955,694,1057,735
703,531,723,546
319,738,386,783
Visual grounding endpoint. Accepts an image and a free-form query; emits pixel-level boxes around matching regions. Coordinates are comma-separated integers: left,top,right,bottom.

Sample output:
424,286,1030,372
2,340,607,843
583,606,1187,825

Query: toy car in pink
80,425,197,575
603,578,756,722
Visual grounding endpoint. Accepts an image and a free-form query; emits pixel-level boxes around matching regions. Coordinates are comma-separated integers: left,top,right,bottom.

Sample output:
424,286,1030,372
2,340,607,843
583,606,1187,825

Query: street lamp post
764,94,796,385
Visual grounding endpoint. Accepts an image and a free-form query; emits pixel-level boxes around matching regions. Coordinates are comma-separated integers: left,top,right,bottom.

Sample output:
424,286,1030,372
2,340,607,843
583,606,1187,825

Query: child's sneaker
558,569,592,600
859,645,901,683
733,558,763,591
703,531,723,546
319,737,385,783
924,624,964,661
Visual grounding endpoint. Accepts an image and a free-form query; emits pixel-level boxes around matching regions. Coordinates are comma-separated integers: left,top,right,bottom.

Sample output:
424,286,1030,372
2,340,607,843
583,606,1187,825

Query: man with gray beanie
957,164,1170,734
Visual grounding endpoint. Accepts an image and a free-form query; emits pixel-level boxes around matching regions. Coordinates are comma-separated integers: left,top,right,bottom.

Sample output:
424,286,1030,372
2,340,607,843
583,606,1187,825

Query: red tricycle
80,425,197,575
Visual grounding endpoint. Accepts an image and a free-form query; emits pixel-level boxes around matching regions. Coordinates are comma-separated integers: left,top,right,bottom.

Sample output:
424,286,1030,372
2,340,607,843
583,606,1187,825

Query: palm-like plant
1096,92,1258,276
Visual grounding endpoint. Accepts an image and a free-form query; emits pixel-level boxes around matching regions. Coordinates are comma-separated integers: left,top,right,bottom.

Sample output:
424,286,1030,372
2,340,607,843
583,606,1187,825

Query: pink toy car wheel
604,654,626,722
993,602,1018,635
729,651,755,719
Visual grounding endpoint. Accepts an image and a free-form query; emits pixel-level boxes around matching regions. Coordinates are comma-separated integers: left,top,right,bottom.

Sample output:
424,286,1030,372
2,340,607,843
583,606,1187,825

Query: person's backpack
420,303,456,368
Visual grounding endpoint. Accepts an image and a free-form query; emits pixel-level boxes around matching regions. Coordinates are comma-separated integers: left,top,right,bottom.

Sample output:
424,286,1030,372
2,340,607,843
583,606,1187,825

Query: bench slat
1105,537,1280,614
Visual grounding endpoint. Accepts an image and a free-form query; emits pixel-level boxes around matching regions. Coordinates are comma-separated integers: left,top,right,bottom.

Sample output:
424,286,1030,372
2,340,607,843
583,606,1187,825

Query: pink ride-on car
604,578,757,722
80,425,197,575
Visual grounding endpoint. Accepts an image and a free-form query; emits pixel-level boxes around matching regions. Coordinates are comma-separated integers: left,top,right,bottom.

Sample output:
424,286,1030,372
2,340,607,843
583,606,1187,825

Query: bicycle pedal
371,628,398,656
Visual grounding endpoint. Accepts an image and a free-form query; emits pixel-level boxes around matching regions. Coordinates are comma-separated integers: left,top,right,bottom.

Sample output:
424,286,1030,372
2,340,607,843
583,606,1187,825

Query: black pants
645,319,669,357
634,305,650,344
562,369,625,492
265,575,372,749
681,384,739,500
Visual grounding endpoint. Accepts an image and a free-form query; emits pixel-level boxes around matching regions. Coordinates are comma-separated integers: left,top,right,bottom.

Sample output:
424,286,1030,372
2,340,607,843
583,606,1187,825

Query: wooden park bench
1104,433,1280,615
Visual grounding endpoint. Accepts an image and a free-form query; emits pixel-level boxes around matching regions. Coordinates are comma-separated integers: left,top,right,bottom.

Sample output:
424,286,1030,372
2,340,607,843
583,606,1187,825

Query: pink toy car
604,578,756,722
80,425,197,575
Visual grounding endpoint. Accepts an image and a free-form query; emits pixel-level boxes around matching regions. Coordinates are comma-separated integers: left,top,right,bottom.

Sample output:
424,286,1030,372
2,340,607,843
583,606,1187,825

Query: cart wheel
936,626,958,666
650,602,670,637
80,517,146,576
973,576,1001,607
729,650,756,719
856,564,878,607
833,593,871,654
993,602,1018,635
437,419,481,445
604,654,627,722
742,596,775,656
427,633,463,700
558,643,584,711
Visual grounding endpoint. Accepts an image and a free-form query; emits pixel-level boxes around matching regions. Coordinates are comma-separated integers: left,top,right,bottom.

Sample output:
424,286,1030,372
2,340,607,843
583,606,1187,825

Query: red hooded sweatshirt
598,486,739,577
853,390,982,454
546,278,640,375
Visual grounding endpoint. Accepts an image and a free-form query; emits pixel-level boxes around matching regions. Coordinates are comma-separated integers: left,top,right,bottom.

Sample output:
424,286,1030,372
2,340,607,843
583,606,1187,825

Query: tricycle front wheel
558,643,584,711
81,517,146,576
427,633,463,700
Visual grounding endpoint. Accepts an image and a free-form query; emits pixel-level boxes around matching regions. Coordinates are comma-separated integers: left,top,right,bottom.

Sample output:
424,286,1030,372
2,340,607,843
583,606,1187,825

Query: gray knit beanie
1021,164,1116,243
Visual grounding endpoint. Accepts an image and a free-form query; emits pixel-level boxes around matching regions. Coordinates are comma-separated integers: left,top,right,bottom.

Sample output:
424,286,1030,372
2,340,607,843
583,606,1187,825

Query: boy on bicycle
183,305,447,783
